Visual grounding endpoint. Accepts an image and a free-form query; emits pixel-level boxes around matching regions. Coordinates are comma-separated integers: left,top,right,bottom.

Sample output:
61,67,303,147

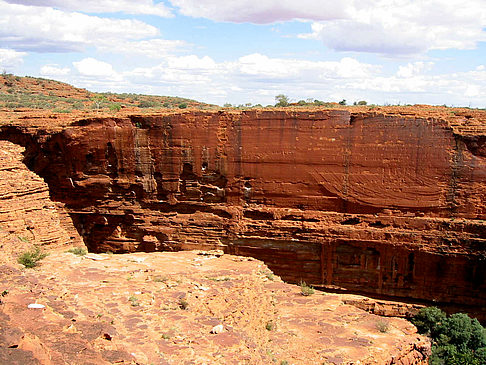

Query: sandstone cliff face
1,110,485,312
0,134,429,364
0,140,82,262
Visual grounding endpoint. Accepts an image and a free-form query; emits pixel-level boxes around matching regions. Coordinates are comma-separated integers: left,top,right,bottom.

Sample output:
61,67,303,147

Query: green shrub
430,345,483,365
411,307,486,364
376,318,390,333
138,100,158,108
468,318,486,350
71,101,85,110
411,306,446,337
67,247,87,256
109,103,121,112
300,281,314,296
275,94,289,107
91,95,107,110
178,103,187,109
260,269,275,281
266,320,275,331
438,313,486,350
18,247,48,268
128,295,139,307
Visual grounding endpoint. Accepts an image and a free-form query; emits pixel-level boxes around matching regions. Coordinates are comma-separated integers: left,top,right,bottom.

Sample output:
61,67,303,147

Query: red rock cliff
0,140,82,263
1,109,485,313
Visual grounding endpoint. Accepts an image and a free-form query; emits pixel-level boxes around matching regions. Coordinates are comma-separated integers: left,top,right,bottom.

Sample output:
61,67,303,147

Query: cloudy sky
0,0,485,107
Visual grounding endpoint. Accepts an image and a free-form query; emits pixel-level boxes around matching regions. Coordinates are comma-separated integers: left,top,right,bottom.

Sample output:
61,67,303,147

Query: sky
0,0,485,107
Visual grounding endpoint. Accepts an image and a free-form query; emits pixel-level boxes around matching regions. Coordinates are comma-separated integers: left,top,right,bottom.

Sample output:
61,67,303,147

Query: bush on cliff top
67,247,87,256
18,246,48,268
411,307,486,364
300,281,314,296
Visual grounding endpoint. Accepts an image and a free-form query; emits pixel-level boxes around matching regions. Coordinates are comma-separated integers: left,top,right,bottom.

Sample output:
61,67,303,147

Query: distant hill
0,73,213,112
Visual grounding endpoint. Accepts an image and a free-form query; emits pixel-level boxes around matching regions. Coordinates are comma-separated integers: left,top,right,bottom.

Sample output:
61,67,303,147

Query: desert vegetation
67,247,87,256
18,246,48,268
0,73,211,112
300,281,315,296
411,307,486,364
3,74,484,113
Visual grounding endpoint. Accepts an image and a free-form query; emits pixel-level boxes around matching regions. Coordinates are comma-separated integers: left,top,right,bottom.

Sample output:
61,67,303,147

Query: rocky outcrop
0,250,430,364
0,109,485,314
0,140,82,262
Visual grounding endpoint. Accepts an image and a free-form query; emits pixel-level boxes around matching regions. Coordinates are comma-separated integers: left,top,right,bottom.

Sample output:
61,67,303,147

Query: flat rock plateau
1,75,485,364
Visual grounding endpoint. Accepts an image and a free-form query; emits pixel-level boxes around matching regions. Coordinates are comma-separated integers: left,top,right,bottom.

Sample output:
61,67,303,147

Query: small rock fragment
28,303,45,309
210,324,224,334
85,254,109,261
197,250,224,257
195,284,209,291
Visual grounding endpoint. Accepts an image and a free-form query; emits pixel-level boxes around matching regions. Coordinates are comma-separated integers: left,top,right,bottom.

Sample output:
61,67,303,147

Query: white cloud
0,48,26,70
397,62,433,78
233,53,376,80
119,52,486,108
169,0,486,56
167,55,218,70
40,64,70,76
97,39,188,59
300,20,428,55
38,49,484,109
4,0,172,17
0,1,159,52
169,0,346,23
128,55,218,86
73,57,116,77
119,53,378,104
343,65,486,106
301,0,486,55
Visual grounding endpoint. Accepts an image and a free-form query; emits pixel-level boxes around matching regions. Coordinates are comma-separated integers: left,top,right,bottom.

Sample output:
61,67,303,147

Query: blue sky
0,0,485,107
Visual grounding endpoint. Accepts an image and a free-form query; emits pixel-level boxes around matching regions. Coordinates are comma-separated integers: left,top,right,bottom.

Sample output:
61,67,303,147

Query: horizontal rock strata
0,140,82,262
0,109,485,314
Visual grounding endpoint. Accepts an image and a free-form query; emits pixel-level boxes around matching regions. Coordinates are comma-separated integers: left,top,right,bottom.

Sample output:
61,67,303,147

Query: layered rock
0,109,485,314
0,133,429,364
0,140,82,262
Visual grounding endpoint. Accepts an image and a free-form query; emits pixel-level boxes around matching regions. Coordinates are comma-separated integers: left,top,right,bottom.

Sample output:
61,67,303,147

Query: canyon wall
0,140,82,263
1,110,485,310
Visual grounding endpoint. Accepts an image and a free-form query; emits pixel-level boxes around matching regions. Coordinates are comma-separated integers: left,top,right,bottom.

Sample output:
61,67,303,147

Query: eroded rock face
0,141,82,262
1,110,485,312
0,136,430,364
